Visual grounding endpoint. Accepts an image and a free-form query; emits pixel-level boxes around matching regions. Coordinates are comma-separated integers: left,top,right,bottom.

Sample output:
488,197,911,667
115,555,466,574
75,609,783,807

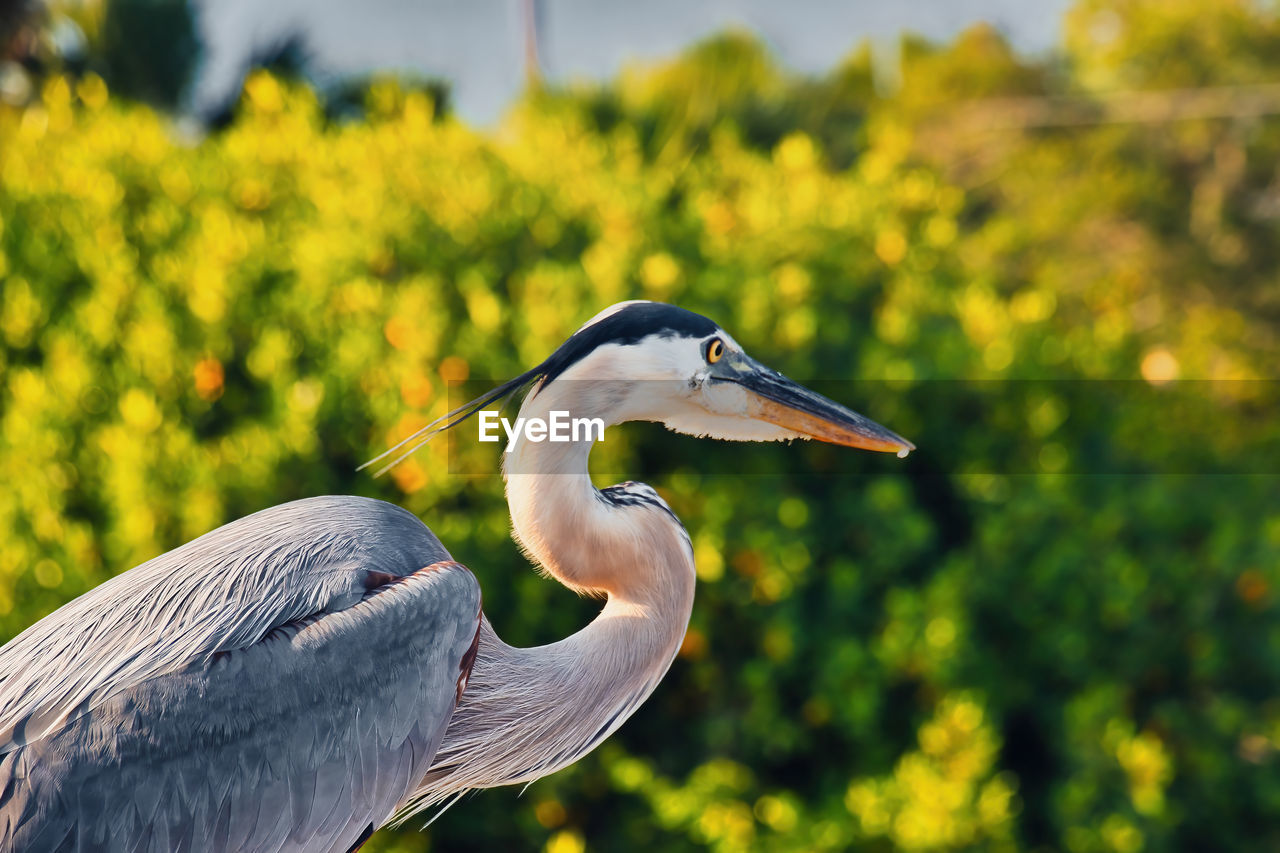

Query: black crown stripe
539,303,718,384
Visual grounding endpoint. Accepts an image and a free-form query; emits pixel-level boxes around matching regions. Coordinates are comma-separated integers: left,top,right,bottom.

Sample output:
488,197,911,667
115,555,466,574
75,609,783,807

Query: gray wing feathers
0,496,449,751
0,496,481,852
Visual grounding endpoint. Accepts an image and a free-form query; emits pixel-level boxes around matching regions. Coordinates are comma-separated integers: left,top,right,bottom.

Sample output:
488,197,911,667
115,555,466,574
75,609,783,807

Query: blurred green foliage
3,1,1280,850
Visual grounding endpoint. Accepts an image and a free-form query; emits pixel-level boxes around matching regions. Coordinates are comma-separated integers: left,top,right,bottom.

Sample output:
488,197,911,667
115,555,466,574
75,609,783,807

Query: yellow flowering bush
4,2,1280,848
845,695,1016,850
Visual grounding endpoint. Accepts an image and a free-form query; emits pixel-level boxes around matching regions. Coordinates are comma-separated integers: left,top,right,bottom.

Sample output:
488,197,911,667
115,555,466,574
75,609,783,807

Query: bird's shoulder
0,557,482,852
0,495,471,752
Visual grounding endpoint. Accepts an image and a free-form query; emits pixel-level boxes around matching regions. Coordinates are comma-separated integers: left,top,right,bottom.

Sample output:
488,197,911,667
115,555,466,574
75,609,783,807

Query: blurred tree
3,2,1280,851
97,0,195,108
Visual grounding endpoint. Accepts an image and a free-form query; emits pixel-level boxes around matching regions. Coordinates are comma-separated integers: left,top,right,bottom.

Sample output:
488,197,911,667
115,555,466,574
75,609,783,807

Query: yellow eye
706,338,724,364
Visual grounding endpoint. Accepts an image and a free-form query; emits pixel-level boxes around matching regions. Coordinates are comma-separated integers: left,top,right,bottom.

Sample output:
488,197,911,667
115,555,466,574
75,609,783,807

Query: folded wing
0,495,482,852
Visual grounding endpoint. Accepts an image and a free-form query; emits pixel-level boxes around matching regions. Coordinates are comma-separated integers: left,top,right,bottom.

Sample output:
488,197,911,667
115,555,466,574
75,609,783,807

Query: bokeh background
4,0,1280,850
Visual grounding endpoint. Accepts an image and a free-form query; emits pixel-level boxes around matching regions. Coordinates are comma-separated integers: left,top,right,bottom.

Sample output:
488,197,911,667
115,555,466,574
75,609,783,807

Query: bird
0,300,913,852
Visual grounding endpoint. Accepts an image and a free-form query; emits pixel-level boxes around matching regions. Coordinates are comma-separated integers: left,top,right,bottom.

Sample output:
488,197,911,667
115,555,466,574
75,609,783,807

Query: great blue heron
0,301,913,851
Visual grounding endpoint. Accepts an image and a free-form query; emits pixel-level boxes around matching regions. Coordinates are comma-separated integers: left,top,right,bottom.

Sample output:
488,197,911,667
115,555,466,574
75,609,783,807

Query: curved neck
502,380,694,603
408,384,696,812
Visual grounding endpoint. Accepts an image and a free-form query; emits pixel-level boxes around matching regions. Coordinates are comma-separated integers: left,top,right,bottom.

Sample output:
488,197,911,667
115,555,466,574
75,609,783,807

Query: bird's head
530,301,914,453
364,301,912,474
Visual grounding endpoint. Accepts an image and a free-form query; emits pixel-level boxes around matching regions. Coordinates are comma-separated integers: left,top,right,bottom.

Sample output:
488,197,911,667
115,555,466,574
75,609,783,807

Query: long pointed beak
713,355,915,456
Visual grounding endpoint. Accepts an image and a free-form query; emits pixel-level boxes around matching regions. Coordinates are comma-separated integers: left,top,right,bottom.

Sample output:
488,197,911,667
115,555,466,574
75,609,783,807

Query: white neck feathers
404,380,696,814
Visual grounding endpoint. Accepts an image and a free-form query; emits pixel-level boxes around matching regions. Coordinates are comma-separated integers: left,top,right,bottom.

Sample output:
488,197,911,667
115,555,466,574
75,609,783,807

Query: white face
547,332,805,443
